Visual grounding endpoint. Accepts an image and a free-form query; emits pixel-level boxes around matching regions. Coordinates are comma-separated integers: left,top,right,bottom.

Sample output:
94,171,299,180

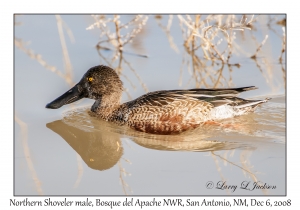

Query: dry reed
87,15,149,98
155,15,285,90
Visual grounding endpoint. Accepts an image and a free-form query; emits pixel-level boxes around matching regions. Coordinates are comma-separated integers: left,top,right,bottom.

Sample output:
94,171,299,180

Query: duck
46,65,270,135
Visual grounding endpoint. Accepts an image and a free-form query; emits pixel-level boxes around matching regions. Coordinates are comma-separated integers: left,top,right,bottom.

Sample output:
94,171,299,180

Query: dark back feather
125,86,258,109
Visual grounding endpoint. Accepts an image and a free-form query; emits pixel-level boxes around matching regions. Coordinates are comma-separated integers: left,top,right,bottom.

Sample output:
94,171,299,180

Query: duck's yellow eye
88,77,94,82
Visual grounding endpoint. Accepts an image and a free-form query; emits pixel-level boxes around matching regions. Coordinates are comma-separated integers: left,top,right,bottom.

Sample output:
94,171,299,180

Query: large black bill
46,84,85,109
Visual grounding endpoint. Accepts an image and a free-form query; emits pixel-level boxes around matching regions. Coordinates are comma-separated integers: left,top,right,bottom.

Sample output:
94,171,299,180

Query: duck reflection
47,118,123,171
46,107,256,172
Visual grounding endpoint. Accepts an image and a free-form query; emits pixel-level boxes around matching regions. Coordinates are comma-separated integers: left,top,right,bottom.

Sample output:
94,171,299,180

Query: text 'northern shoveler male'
46,65,270,135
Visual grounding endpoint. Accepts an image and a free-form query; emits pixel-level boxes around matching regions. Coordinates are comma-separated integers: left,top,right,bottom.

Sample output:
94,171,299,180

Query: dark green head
46,65,123,109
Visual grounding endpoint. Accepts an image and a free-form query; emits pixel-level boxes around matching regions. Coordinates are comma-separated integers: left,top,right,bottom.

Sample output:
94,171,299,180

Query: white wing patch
209,105,244,120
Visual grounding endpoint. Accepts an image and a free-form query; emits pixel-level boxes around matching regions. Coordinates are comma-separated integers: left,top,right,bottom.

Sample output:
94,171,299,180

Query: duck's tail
209,97,271,120
234,97,271,112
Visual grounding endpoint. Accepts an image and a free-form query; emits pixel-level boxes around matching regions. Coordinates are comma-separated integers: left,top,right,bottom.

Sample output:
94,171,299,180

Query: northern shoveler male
46,65,270,135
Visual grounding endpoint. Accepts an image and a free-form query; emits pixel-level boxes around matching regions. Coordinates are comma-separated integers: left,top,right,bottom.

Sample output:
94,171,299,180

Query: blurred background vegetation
15,14,286,101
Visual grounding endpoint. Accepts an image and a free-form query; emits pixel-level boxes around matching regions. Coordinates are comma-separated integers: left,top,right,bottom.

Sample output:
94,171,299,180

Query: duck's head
46,65,123,109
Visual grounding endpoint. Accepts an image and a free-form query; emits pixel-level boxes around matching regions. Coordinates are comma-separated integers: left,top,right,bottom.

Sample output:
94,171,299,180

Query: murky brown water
15,15,285,195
